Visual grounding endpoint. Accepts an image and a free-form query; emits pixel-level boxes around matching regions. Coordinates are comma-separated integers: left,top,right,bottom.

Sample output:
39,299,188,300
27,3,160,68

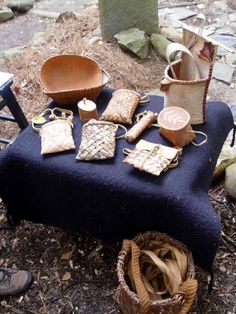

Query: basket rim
164,59,211,85
43,69,109,96
40,54,104,93
158,106,191,131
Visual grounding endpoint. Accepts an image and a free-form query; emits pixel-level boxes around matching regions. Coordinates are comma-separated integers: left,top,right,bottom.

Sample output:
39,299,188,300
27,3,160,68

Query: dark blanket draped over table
0,88,234,273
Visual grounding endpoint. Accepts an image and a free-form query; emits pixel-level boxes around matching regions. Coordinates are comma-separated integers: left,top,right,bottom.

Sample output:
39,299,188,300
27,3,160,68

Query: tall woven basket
115,231,197,314
160,29,217,125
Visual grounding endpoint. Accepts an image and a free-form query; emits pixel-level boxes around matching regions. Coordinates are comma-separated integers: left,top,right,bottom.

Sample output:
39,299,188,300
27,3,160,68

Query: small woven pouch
40,119,75,155
76,119,126,161
100,89,148,124
32,108,75,155
123,140,180,176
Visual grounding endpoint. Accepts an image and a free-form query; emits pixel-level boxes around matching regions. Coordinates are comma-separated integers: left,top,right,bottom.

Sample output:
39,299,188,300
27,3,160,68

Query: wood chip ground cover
0,184,236,313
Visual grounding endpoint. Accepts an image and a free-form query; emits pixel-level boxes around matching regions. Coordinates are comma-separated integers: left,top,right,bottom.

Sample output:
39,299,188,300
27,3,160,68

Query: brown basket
115,231,197,314
40,55,108,105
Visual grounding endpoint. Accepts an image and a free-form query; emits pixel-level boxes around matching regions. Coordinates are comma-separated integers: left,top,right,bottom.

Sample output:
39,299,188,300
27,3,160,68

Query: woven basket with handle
115,231,197,314
160,29,217,125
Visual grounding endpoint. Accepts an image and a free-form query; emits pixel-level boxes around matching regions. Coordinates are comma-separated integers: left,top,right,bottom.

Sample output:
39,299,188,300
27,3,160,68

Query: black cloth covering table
0,88,234,273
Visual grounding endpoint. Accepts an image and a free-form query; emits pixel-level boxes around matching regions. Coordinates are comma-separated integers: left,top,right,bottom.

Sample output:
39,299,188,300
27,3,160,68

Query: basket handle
31,107,74,132
115,124,128,139
123,240,151,314
166,43,198,80
179,278,198,314
160,43,196,91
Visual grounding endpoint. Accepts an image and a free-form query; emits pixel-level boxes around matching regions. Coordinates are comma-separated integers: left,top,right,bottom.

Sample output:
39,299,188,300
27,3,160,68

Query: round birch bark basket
158,106,196,148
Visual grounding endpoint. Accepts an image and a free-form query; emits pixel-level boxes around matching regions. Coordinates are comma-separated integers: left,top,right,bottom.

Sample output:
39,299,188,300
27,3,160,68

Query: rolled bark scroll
125,111,158,143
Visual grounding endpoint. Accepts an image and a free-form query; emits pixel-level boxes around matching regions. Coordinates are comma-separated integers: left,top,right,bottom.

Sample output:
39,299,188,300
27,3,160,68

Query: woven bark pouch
123,140,180,176
32,107,75,155
40,119,75,155
76,119,126,161
100,89,146,124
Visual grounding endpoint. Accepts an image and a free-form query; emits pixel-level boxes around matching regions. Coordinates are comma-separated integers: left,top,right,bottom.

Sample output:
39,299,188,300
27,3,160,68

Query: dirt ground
0,0,236,313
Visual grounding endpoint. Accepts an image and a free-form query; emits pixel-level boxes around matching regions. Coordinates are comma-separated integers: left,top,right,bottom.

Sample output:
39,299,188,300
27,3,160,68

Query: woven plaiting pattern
76,119,118,160
40,120,75,155
123,148,171,176
101,89,141,124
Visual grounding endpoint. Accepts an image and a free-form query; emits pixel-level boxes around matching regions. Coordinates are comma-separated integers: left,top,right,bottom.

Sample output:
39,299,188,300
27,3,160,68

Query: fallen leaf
62,271,71,281
61,250,73,260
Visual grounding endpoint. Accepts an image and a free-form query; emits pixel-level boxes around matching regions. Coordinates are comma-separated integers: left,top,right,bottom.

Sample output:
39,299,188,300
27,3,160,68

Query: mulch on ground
0,184,235,313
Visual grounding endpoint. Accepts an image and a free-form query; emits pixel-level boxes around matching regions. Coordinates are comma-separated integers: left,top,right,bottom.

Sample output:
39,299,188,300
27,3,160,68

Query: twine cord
140,95,150,104
31,108,53,132
32,108,74,132
123,148,132,156
115,124,128,139
139,146,159,171
190,130,208,146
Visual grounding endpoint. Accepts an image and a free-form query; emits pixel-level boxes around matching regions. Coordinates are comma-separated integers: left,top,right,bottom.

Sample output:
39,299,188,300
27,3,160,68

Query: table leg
1,87,28,130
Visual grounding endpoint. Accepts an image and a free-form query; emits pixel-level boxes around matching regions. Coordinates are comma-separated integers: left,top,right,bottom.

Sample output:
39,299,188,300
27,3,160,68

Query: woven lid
40,55,102,93
158,106,190,131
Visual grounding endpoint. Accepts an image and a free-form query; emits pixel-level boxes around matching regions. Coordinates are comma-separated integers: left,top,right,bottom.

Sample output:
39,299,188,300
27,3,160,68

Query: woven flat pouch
40,119,75,155
76,119,124,161
100,89,142,124
123,140,179,176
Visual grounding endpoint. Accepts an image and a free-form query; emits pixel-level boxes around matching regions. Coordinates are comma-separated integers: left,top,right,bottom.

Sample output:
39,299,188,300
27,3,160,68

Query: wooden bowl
40,55,105,105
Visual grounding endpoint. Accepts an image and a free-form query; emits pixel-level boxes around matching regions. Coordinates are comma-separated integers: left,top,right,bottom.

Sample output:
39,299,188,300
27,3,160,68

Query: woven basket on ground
115,231,197,314
40,55,109,105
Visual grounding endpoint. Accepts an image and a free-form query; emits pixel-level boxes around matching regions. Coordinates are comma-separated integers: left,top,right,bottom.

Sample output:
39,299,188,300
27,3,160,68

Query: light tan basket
40,55,109,105
160,29,217,125
158,106,196,148
76,119,127,161
115,231,197,314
